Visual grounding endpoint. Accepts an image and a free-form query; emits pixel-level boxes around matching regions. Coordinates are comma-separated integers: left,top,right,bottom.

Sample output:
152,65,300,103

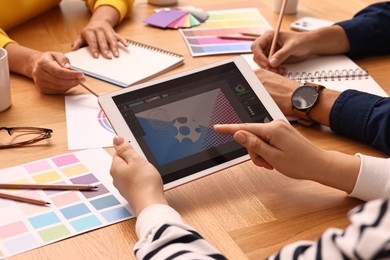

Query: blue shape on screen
137,117,208,165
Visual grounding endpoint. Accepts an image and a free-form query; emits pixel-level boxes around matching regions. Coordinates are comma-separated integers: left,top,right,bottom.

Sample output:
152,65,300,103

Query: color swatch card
0,148,134,259
179,8,272,56
65,94,115,150
144,6,208,29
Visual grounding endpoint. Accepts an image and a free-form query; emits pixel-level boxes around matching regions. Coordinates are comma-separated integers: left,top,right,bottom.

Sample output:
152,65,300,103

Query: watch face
291,85,319,109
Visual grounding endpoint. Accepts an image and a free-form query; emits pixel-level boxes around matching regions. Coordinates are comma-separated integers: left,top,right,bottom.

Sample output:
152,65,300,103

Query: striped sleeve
134,204,227,260
268,198,390,259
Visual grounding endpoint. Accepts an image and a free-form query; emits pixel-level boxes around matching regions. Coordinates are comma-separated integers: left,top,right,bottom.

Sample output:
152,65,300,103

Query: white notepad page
241,54,388,97
66,41,184,87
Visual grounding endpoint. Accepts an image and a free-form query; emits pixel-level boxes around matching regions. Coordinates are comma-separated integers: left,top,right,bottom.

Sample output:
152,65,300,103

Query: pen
217,35,257,41
0,183,98,190
0,191,50,206
80,81,99,97
269,0,288,59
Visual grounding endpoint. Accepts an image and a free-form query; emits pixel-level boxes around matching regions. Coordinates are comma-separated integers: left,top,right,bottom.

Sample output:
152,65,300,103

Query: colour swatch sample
179,8,272,56
65,94,115,150
0,149,133,259
144,7,208,29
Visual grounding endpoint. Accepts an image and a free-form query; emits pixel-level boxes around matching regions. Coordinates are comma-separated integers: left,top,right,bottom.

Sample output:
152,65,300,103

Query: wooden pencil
268,0,288,59
0,191,50,206
80,81,99,97
217,35,257,41
0,183,98,190
240,32,262,37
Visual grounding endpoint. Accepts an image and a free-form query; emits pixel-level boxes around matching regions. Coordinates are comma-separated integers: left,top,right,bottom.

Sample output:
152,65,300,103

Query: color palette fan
144,7,208,29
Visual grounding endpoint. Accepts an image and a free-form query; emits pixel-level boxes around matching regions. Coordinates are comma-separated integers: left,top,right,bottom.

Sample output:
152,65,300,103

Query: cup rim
0,47,7,60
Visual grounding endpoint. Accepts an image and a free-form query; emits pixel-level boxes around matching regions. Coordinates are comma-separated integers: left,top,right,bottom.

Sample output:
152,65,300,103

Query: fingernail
235,132,247,144
94,52,99,58
114,51,119,57
64,63,71,68
270,57,278,67
260,61,268,68
113,136,124,146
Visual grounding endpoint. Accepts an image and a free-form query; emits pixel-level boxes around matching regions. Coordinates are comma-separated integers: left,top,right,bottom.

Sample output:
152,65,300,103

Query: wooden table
1,0,388,259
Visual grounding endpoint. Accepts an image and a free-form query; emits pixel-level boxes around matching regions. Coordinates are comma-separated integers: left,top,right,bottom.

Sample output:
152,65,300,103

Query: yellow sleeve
86,0,134,22
0,28,15,48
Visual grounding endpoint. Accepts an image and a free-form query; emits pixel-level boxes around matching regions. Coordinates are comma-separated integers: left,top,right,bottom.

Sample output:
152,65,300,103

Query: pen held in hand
0,183,98,190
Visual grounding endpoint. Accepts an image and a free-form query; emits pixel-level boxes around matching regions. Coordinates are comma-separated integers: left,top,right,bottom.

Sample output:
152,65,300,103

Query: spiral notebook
66,40,184,88
241,54,388,97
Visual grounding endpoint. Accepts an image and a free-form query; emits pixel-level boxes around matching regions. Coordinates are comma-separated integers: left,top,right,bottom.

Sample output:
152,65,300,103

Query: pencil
0,191,50,206
217,35,257,41
268,0,288,59
0,183,98,190
80,81,99,97
240,32,262,37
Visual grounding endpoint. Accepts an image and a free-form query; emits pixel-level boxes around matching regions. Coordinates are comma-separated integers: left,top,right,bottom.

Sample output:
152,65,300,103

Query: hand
251,30,315,69
110,136,168,216
214,120,325,178
31,52,84,94
254,68,300,117
71,5,128,59
214,120,360,193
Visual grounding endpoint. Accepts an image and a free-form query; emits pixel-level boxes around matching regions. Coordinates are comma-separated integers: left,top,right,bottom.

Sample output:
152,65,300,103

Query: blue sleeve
336,2,390,57
330,90,390,155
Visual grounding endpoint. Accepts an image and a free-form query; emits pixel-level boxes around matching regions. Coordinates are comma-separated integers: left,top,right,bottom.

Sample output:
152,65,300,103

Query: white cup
0,48,11,112
274,0,299,14
147,0,178,6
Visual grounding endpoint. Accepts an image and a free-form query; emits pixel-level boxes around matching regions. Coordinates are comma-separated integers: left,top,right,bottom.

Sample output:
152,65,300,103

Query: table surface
1,0,388,259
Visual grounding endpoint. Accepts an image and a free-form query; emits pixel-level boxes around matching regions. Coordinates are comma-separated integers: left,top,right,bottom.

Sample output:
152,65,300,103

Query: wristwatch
291,82,324,124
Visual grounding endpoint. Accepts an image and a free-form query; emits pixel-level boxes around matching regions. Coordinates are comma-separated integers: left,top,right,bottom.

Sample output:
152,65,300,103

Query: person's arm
5,43,84,94
251,25,350,68
330,90,390,155
252,2,390,69
268,198,390,259
214,120,361,194
71,0,134,58
0,28,15,49
110,136,226,259
337,2,390,57
255,69,390,155
134,204,227,259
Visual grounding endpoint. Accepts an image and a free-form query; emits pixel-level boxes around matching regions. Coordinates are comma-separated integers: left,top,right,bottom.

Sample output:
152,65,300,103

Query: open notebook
66,40,184,88
241,54,388,97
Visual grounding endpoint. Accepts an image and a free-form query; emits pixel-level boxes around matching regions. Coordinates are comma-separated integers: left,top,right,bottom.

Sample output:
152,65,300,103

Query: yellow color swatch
32,170,61,183
61,164,89,177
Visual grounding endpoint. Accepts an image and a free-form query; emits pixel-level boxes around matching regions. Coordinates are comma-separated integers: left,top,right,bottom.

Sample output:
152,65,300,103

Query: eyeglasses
0,127,53,149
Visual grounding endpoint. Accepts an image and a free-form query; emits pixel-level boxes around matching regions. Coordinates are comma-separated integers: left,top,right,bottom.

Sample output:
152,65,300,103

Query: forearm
312,150,360,194
307,88,340,126
330,90,390,155
5,43,40,78
308,25,350,56
90,5,121,27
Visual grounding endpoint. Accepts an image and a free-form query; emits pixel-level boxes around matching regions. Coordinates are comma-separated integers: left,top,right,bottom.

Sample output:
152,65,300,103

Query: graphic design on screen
136,89,242,165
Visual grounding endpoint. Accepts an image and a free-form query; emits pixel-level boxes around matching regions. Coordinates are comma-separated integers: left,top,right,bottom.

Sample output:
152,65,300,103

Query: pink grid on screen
202,90,242,150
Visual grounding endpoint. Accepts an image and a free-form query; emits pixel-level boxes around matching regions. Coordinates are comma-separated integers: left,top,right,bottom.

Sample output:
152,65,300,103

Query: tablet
99,56,287,190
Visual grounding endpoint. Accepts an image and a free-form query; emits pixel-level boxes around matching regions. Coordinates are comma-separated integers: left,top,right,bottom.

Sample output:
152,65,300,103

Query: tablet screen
111,62,272,184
